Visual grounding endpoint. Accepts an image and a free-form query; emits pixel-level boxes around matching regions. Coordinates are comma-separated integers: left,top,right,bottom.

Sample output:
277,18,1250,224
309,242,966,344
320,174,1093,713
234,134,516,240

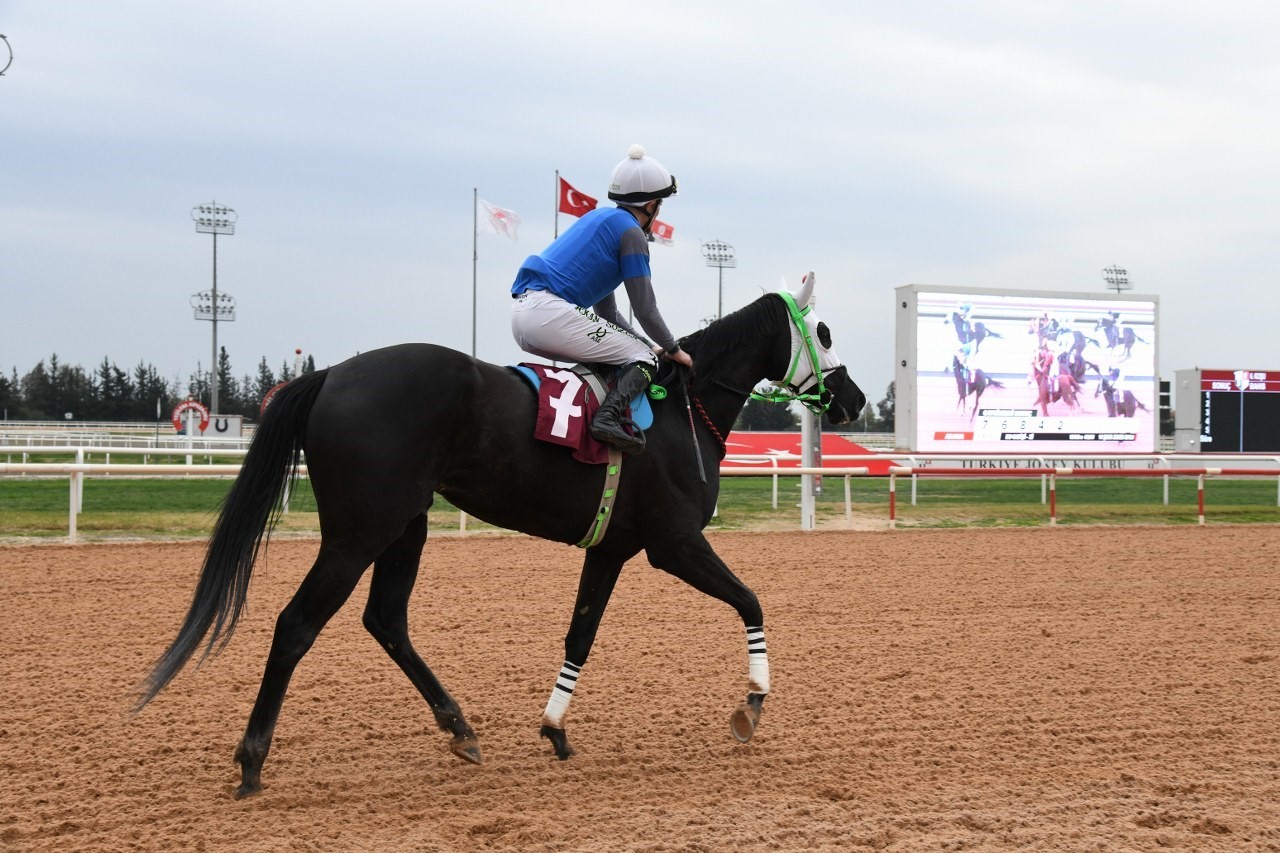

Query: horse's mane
659,293,789,391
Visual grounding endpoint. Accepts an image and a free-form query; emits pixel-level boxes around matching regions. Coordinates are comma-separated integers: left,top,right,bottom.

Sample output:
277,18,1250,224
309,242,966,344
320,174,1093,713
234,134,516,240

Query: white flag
477,198,521,241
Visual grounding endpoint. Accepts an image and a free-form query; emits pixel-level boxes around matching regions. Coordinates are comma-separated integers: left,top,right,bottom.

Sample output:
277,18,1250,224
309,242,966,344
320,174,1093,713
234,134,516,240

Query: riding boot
589,362,652,455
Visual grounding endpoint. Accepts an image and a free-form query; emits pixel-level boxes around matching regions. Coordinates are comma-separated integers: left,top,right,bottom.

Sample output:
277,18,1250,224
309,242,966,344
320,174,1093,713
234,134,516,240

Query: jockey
510,145,693,454
954,341,977,386
1031,338,1055,383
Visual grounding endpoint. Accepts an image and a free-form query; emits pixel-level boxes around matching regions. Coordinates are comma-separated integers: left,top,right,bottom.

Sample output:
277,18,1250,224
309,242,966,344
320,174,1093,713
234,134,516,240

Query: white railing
5,442,1273,543
0,451,865,542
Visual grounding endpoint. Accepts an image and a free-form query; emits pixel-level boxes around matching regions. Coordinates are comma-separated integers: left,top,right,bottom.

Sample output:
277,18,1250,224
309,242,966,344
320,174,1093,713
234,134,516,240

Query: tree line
0,348,316,422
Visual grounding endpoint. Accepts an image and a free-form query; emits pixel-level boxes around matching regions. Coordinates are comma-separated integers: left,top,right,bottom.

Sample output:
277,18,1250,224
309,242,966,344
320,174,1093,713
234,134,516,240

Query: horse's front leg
729,625,770,743
647,534,770,744
538,547,630,760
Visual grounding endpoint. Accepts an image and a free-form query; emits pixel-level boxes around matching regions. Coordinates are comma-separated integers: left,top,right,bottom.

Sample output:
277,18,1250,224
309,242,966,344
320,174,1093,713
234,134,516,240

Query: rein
687,386,727,458
672,365,727,465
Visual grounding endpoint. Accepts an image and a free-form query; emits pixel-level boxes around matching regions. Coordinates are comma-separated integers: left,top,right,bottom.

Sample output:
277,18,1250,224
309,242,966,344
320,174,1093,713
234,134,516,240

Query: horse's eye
816,322,832,349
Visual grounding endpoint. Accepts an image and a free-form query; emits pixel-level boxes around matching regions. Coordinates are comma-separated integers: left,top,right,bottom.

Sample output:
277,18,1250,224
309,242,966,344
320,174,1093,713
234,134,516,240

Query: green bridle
749,290,837,415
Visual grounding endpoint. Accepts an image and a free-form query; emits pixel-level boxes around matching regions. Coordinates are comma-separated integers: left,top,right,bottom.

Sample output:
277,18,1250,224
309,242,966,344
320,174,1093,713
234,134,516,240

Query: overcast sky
4,1,1278,406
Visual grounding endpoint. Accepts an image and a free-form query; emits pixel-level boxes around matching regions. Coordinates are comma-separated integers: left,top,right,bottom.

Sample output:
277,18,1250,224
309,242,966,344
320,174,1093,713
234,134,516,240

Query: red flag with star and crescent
650,219,675,246
558,177,598,218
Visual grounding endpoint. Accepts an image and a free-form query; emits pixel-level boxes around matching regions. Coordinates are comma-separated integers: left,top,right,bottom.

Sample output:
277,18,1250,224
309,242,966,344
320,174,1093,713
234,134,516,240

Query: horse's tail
133,369,330,712
988,376,1006,390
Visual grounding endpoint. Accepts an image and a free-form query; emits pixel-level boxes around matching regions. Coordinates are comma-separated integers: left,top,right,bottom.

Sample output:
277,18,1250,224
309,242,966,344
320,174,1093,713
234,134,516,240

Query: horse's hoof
540,724,575,760
449,735,483,765
730,702,761,743
233,781,262,799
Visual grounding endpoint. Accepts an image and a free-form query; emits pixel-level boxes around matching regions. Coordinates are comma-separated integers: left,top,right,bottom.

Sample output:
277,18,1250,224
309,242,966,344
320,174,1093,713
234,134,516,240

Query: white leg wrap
746,626,770,694
542,660,581,727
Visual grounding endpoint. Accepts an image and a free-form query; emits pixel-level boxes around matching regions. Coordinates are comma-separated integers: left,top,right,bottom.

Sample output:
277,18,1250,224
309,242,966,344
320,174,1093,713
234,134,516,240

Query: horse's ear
793,271,815,309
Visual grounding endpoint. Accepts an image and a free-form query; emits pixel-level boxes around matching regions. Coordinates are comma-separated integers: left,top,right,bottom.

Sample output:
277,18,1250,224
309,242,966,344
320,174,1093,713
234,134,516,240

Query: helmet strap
627,200,661,236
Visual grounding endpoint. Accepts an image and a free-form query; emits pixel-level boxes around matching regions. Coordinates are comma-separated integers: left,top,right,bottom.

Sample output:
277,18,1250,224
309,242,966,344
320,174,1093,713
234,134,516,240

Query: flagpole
553,170,559,240
471,188,478,358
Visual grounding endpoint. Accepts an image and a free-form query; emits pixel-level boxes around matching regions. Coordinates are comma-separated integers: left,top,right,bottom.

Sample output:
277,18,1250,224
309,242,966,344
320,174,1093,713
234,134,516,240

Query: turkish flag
650,218,674,245
558,177,598,218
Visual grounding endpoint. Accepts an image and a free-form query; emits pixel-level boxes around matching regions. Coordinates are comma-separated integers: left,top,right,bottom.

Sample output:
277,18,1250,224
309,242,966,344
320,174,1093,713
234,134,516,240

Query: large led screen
895,286,1159,453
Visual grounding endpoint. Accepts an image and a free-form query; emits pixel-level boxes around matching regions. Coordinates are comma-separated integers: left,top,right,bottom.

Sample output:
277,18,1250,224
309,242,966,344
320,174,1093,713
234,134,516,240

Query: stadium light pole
1102,265,1130,294
700,239,737,320
191,202,237,414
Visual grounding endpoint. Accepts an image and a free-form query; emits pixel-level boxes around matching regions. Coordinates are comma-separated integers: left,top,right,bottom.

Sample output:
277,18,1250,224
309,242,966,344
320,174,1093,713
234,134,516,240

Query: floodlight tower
1102,265,1131,294
700,239,737,320
191,202,237,414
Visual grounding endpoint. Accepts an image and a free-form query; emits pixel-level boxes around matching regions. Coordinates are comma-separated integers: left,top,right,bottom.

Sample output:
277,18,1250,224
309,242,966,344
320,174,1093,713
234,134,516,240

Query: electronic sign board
895,285,1159,453
1179,369,1280,452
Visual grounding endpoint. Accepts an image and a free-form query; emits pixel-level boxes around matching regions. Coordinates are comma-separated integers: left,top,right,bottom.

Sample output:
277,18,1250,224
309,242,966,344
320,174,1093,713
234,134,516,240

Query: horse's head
765,272,866,425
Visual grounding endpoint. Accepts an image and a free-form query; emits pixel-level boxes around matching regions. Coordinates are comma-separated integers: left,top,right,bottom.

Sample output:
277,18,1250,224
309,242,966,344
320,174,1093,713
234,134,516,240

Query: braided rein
687,384,727,458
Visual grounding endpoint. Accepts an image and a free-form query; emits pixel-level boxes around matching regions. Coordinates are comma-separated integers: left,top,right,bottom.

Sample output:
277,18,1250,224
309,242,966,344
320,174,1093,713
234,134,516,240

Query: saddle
511,362,655,548
512,363,654,465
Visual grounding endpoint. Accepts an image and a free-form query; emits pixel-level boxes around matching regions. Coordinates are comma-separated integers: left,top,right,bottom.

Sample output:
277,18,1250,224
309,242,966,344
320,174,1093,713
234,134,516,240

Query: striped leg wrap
746,626,770,694
542,660,581,727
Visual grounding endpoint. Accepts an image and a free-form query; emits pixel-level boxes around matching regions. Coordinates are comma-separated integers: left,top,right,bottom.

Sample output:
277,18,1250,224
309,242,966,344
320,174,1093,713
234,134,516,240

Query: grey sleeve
616,228,679,353
622,276,678,354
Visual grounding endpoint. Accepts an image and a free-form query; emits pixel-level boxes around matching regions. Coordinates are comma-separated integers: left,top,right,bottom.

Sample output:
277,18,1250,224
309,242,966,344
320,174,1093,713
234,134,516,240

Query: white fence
5,440,1277,543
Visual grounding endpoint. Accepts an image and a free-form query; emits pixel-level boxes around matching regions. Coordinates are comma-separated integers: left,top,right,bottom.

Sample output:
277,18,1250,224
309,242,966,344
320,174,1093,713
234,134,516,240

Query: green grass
1,473,1277,541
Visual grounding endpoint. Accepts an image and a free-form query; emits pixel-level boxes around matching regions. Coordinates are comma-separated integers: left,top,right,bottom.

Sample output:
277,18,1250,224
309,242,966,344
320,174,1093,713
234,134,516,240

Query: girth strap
575,367,623,548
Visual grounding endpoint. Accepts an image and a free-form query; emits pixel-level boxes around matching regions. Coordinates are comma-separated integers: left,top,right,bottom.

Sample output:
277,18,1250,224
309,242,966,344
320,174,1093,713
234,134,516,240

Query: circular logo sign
260,381,290,416
171,400,211,433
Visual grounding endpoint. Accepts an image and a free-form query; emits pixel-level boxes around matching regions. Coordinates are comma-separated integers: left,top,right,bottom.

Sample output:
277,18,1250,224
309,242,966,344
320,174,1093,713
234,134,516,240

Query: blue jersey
511,207,650,308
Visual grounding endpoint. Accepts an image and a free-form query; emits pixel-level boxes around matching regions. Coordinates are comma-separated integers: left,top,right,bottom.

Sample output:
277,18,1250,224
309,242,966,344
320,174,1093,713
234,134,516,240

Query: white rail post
1197,472,1206,525
75,448,85,512
799,411,816,530
185,408,196,466
844,474,852,527
68,469,78,543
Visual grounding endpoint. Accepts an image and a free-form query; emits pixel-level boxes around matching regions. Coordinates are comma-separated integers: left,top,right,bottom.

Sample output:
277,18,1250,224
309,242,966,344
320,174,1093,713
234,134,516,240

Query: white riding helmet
608,144,678,205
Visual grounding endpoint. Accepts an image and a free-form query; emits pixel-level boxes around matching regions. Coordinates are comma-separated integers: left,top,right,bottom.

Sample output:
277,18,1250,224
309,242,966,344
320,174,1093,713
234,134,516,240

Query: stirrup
590,418,646,454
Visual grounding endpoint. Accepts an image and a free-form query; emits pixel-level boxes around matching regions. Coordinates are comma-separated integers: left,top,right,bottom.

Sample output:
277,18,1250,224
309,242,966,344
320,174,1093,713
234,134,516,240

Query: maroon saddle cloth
516,363,612,465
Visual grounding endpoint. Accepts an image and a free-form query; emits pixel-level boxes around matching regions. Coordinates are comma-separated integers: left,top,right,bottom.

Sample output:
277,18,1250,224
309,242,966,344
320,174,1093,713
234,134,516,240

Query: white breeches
512,290,657,368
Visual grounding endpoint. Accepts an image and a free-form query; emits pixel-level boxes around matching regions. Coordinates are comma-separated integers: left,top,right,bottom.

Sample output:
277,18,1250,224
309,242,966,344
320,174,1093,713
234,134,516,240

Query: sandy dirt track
2,527,1279,851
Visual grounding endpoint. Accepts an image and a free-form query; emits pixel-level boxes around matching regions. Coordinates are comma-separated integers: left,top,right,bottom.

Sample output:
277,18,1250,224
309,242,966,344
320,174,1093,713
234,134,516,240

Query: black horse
135,280,865,798
1057,349,1100,385
1056,327,1100,358
1095,315,1147,360
947,311,1003,353
1097,370,1150,418
951,356,1005,420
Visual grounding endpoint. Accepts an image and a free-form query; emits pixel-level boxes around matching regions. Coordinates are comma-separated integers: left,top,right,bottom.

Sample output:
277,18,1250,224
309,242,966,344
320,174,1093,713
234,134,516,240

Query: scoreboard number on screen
975,409,1136,443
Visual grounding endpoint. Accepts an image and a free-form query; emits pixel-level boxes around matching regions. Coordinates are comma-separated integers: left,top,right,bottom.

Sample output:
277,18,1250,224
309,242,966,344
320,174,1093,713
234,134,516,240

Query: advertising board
895,285,1159,453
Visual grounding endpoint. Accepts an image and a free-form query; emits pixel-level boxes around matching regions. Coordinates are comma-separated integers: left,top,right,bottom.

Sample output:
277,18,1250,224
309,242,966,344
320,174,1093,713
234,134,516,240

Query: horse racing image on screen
894,285,1159,453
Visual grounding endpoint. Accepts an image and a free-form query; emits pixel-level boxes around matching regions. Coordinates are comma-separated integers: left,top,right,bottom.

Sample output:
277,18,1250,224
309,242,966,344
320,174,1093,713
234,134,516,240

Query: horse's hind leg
645,534,770,745
233,543,375,798
538,546,632,760
362,514,481,765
